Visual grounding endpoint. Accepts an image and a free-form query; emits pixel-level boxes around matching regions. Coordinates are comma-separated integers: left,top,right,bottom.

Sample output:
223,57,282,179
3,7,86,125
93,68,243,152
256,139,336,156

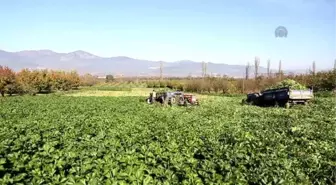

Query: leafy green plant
268,79,307,90
0,95,334,184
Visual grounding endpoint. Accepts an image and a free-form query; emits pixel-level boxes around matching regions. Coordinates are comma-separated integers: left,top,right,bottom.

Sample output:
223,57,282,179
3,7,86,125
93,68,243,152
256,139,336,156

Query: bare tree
312,61,316,75
245,62,250,80
187,73,192,80
160,61,163,80
254,57,260,79
201,62,203,77
267,59,271,77
202,61,208,78
201,61,205,78
278,60,282,80
243,62,250,93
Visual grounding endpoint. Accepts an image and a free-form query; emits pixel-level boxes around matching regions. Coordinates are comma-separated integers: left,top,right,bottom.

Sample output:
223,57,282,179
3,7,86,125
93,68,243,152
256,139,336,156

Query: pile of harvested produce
267,79,307,90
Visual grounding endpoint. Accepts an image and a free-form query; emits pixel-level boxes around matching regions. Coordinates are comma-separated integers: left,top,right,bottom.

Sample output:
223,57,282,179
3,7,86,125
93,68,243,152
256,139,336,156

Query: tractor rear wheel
170,97,176,105
274,101,280,108
285,102,290,109
158,97,164,104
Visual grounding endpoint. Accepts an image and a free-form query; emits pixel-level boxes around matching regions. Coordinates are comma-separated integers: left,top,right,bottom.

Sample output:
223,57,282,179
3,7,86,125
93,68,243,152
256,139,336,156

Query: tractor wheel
274,101,280,108
146,98,151,104
170,97,176,105
242,99,249,105
168,98,175,106
158,97,164,104
179,97,184,105
285,102,290,109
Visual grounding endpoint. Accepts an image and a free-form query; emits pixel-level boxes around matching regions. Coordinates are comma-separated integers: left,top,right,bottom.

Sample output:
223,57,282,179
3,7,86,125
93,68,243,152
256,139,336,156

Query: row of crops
0,95,335,184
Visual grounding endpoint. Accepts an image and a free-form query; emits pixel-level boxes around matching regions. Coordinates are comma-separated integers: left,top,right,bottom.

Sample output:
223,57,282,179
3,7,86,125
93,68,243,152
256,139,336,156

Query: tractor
147,90,199,106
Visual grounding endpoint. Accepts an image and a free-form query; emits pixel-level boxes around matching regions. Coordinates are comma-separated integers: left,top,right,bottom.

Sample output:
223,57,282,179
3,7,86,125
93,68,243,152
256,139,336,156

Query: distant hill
0,49,305,77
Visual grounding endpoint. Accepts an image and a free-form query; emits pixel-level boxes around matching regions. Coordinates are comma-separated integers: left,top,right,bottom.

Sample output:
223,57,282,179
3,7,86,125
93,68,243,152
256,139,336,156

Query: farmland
0,92,335,184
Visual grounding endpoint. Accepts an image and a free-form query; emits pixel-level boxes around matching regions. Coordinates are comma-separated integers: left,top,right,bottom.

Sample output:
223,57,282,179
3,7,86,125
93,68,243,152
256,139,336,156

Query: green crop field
0,94,335,184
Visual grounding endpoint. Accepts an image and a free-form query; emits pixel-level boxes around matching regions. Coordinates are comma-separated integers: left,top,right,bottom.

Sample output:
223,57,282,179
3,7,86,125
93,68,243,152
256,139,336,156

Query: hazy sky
0,0,335,69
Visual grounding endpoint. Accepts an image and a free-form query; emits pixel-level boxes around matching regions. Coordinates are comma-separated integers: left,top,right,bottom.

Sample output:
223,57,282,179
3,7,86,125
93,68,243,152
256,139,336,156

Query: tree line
0,66,84,96
1,65,335,96
144,70,336,94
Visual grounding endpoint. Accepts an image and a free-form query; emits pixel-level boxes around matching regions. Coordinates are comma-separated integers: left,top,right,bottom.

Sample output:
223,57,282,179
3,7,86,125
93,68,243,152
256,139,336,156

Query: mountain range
0,49,307,77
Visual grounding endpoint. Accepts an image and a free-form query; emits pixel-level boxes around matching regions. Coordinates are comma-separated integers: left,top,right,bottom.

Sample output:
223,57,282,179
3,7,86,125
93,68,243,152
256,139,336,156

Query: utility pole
254,56,260,80
267,59,271,78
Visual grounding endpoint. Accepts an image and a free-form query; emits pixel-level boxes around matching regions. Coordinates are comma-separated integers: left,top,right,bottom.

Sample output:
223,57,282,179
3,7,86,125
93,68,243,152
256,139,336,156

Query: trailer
243,87,314,108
